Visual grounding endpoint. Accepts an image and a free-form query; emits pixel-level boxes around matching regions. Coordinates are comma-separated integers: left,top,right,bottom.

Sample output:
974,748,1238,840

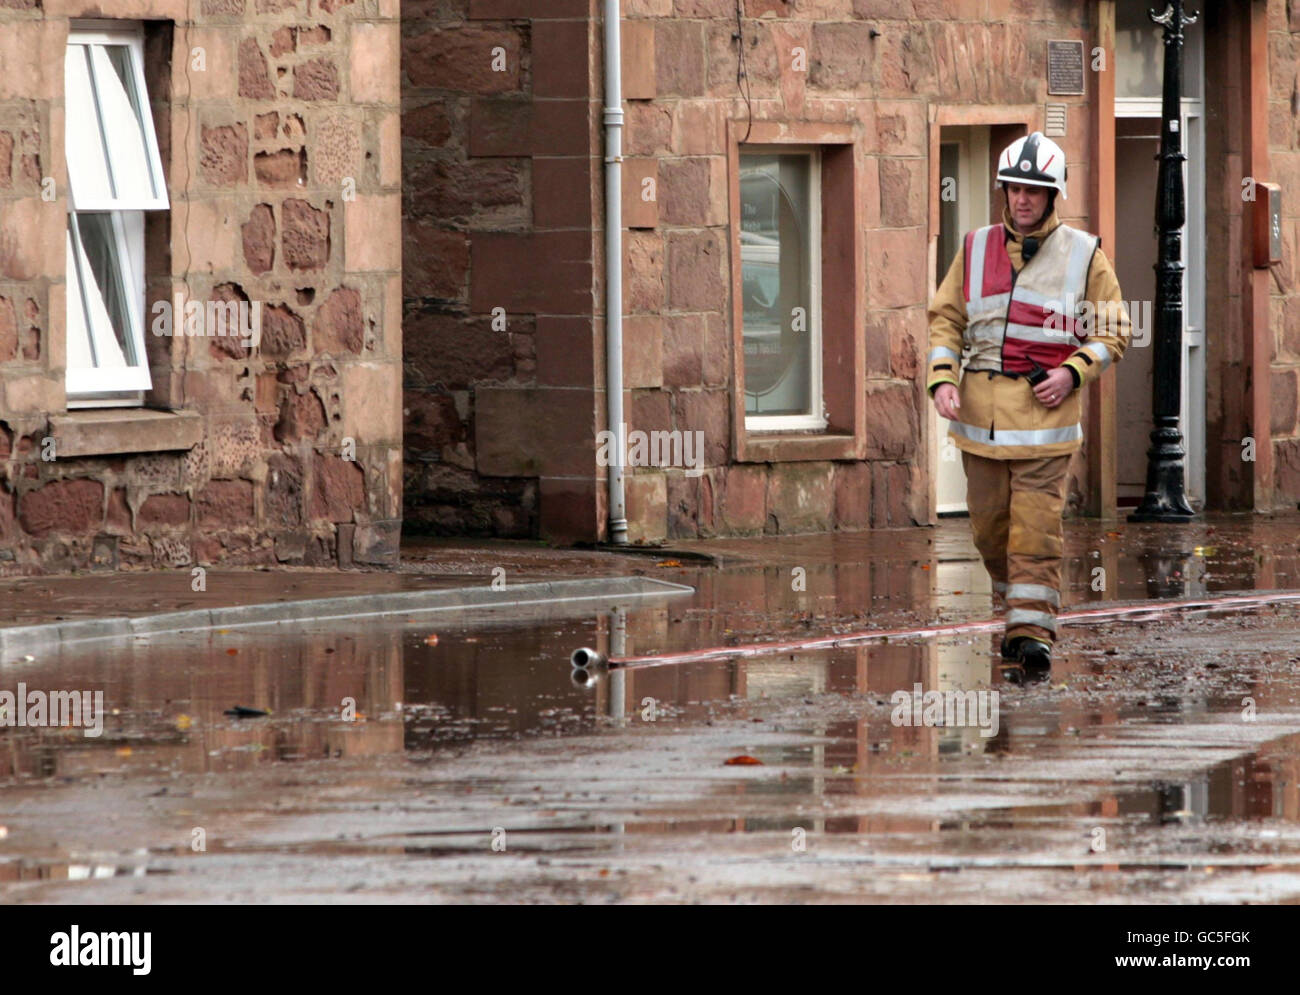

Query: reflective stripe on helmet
998,131,1068,199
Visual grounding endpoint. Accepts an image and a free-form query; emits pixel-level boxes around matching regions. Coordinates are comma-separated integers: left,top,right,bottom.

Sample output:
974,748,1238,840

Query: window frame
64,24,169,213
738,146,825,434
728,120,865,465
64,21,168,406
65,211,152,396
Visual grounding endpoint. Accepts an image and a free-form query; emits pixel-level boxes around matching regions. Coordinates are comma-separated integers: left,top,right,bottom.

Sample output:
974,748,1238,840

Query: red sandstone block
665,230,726,311
405,310,519,388
311,453,366,523
623,157,659,229
533,157,593,229
404,223,469,301
17,479,104,537
469,98,590,157
719,464,767,534
834,461,873,532
622,19,656,100
863,381,918,460
870,461,915,528
659,156,726,227
675,388,729,466
536,315,596,387
470,231,593,314
404,25,524,93
139,493,192,528
627,389,672,439
654,20,706,98
622,314,663,390
469,0,588,17
539,475,600,545
533,20,590,99
625,472,667,544
475,386,597,477
766,463,834,534
404,102,453,149
623,230,665,314
541,387,600,476
671,100,723,155
1272,369,1299,437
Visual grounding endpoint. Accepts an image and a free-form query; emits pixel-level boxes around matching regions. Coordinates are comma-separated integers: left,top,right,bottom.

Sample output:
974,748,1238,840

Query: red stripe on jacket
1006,299,1080,336
962,229,975,301
981,226,1012,298
1003,337,1077,372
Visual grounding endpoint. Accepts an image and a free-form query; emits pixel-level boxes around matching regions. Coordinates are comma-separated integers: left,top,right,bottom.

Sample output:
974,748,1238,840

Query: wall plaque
1047,40,1085,96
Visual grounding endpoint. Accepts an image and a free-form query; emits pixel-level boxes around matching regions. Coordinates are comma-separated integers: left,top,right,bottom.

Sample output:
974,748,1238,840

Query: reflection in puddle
4,581,1300,900
0,860,170,884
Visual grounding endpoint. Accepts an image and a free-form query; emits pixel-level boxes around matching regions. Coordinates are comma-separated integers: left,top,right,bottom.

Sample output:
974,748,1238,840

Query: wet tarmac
3,515,1300,903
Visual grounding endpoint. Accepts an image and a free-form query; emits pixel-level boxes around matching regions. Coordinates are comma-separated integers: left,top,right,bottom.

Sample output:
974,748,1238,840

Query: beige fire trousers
961,451,1071,644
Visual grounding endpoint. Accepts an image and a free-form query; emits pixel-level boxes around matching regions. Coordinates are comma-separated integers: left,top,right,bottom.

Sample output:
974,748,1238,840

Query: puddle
6,527,1300,901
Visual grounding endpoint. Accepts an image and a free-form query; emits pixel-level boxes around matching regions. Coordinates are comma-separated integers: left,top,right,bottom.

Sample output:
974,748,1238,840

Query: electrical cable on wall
734,0,753,143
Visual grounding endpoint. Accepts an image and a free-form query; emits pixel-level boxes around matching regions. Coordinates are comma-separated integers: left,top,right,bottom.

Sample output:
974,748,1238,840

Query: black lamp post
1129,1,1198,523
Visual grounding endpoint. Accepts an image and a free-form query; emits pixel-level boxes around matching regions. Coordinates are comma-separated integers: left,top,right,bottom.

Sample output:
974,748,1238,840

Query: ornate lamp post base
1128,422,1196,522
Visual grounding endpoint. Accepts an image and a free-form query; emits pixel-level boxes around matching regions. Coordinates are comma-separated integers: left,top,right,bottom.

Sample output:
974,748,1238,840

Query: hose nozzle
570,647,607,670
570,666,601,689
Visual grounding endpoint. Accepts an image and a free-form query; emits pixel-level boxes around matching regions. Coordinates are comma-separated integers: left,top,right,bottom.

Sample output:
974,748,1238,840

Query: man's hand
1032,368,1074,409
933,383,960,421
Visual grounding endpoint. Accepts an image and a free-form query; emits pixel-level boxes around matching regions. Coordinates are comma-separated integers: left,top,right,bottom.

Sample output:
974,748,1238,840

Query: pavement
0,538,680,629
2,513,1300,903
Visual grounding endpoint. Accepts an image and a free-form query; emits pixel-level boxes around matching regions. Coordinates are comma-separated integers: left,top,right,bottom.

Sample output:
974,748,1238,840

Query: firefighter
926,132,1130,670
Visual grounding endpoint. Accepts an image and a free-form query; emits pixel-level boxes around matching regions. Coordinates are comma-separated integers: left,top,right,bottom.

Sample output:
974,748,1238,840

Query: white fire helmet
996,131,1067,200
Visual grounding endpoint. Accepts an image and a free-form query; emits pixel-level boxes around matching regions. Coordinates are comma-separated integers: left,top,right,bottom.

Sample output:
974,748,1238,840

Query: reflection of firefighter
926,133,1130,670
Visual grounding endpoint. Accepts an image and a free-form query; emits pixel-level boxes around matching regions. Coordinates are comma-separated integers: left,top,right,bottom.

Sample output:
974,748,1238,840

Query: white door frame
930,126,990,516
1114,97,1206,506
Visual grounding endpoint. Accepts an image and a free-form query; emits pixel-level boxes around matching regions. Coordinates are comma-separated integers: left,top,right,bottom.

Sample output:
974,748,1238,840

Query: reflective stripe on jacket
926,206,1130,460
963,222,1097,373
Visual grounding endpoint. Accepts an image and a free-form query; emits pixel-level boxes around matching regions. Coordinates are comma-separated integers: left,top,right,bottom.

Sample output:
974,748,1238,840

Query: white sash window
64,24,169,405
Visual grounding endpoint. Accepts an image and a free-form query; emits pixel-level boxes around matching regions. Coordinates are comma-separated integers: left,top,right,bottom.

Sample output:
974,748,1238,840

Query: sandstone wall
401,0,1095,542
0,0,402,574
402,0,602,541
1268,0,1300,507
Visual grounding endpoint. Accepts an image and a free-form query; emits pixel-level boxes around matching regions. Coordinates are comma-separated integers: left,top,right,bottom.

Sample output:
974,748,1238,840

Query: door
931,125,990,515
1113,101,1206,508
931,126,993,686
1113,0,1206,508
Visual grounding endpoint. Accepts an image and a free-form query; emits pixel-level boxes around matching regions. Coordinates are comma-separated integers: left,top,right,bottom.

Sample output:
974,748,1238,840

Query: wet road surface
3,516,1300,903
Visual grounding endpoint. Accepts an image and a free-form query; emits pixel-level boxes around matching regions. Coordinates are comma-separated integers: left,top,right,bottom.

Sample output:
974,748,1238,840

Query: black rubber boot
1005,635,1052,670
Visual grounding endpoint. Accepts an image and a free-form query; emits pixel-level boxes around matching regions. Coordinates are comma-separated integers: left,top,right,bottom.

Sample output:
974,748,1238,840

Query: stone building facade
0,0,402,574
402,0,1300,545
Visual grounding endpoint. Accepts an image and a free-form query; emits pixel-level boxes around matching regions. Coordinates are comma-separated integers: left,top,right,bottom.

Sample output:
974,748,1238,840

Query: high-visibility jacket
926,206,1130,460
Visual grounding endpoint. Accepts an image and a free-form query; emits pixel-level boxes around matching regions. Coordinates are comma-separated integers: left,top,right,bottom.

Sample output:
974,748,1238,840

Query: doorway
930,125,990,516
1113,2,1206,508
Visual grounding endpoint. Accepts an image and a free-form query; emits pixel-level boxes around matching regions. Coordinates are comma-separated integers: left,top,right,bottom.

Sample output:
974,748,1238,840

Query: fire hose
569,589,1300,686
